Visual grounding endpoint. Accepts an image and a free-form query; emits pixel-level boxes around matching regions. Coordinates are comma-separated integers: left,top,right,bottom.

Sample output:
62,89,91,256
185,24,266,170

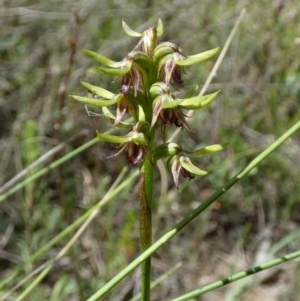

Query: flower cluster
71,19,226,188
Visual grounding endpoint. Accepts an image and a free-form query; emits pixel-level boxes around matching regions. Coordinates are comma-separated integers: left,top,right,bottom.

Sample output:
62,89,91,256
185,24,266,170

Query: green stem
139,159,154,301
138,55,157,300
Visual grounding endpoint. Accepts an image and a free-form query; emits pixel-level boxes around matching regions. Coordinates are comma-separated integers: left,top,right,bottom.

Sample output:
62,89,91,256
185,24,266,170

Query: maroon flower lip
159,107,194,132
126,141,145,166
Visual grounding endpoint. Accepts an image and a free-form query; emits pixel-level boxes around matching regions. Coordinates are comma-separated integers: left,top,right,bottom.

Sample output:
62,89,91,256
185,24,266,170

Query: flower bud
152,142,182,161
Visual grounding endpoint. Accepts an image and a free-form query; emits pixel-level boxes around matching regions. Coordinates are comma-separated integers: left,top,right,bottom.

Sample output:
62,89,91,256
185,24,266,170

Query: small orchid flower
82,49,150,96
157,45,219,86
97,122,149,166
167,155,203,188
152,142,227,188
71,81,139,126
122,19,164,58
159,52,185,85
150,82,220,131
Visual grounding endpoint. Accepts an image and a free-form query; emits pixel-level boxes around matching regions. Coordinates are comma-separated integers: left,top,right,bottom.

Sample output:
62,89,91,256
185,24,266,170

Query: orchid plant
71,19,226,300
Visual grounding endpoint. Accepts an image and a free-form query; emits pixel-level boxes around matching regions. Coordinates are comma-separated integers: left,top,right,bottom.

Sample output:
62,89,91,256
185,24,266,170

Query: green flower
71,81,139,126
83,50,150,96
156,44,219,86
150,82,220,131
153,142,228,188
167,155,206,188
97,122,150,166
122,19,163,57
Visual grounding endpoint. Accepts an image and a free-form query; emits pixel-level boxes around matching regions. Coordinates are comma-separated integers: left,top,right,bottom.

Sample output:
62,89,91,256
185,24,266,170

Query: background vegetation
0,0,300,300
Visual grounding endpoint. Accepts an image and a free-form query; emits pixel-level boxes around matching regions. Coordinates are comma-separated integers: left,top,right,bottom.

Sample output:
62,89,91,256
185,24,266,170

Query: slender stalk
129,263,182,301
139,159,154,300
138,54,157,300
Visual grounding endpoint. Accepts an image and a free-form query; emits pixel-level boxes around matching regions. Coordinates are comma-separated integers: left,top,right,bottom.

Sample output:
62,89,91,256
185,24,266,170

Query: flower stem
139,158,154,300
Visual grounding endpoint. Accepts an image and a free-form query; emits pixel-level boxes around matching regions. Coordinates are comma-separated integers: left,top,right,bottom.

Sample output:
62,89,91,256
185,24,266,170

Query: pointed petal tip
122,20,143,37
175,47,220,66
157,18,164,36
82,49,121,67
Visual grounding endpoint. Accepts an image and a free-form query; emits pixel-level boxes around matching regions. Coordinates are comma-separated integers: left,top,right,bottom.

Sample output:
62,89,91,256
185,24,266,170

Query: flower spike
72,19,224,186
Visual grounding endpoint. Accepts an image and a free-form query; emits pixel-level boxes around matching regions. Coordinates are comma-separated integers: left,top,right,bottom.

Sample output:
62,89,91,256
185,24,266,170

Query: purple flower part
159,107,194,132
170,156,182,188
119,64,141,96
180,167,195,181
168,155,196,188
126,141,145,165
120,73,132,94
172,65,184,84
160,52,186,86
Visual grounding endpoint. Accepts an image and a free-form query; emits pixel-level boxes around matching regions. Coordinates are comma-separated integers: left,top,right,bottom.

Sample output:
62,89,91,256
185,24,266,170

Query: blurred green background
1,0,300,300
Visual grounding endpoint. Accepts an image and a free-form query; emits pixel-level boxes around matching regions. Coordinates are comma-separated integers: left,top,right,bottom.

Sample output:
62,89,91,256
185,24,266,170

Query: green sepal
153,142,181,160
133,51,152,69
179,156,207,176
102,106,115,120
175,47,219,66
154,43,176,61
179,91,220,110
71,95,117,107
157,18,164,36
97,64,131,76
97,132,128,144
187,143,229,157
127,131,148,145
162,98,184,109
122,20,143,37
137,105,146,122
82,49,122,68
150,82,169,98
134,121,149,133
80,81,115,99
